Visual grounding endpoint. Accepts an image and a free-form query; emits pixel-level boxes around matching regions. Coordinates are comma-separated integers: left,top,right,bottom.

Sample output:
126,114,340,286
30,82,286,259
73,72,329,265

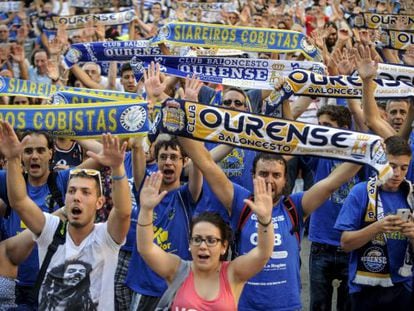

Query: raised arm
0,121,45,235
87,134,131,244
70,64,104,90
354,44,395,139
302,162,362,216
228,177,274,283
179,75,233,209
130,136,147,191
179,137,234,212
137,172,181,283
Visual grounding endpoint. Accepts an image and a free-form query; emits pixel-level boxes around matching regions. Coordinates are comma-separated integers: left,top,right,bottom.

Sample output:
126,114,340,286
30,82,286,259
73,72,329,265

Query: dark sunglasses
222,99,245,107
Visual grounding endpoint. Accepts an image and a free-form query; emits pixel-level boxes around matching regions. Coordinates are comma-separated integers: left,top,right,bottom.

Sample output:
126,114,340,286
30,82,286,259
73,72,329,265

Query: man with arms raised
0,121,131,310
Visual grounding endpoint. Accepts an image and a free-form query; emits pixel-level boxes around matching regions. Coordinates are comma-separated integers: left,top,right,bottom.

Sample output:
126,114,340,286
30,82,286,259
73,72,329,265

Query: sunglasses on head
69,168,103,196
222,99,245,107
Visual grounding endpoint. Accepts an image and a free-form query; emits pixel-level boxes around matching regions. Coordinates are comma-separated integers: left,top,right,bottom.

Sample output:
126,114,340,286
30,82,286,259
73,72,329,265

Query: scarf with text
43,9,136,30
0,102,149,138
50,90,143,104
355,176,414,286
0,76,138,100
280,70,414,100
156,99,393,181
63,40,161,68
150,22,321,60
379,29,414,50
0,2,21,12
354,12,414,31
70,0,132,8
130,55,326,90
352,63,414,86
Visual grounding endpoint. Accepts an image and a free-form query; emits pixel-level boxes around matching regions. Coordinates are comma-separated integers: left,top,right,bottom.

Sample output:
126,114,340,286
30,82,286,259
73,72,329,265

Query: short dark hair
190,212,232,260
317,105,352,129
154,136,186,160
19,131,54,149
252,153,289,195
120,63,133,76
384,136,412,157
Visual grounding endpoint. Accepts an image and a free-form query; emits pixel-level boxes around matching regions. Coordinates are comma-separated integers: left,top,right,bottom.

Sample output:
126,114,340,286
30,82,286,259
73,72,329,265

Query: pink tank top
171,261,237,311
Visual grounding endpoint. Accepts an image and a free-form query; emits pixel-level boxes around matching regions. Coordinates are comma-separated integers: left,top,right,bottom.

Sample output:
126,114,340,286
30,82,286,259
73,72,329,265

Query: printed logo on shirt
153,226,172,251
219,149,244,178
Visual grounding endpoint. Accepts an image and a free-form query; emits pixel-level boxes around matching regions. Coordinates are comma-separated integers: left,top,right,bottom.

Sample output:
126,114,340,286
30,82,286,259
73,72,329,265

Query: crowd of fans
0,0,414,310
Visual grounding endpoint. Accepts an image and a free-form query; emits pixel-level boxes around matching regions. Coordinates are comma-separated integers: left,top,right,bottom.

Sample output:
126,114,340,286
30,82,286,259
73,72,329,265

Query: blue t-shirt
306,158,361,246
193,181,230,223
205,142,255,192
125,184,196,296
334,182,413,293
231,184,305,311
0,169,69,286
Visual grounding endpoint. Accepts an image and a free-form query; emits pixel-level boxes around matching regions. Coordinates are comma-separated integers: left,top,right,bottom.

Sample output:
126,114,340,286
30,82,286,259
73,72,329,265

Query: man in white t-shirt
0,121,131,311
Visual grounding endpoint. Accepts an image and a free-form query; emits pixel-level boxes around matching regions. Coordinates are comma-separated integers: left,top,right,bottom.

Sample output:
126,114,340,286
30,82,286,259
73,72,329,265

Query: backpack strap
237,195,254,233
46,171,65,212
231,195,254,259
283,196,301,244
23,172,64,213
33,220,67,299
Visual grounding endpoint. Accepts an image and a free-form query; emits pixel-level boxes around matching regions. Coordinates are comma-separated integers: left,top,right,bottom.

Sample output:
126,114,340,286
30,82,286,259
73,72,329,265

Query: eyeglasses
190,236,222,247
69,168,103,196
158,154,183,162
222,99,245,108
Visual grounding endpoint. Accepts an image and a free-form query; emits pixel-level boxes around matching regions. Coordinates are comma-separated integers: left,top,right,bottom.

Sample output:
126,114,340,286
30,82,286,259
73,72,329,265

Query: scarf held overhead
157,99,392,181
0,76,138,100
63,41,161,68
0,2,21,12
130,56,326,90
150,22,320,60
354,12,414,31
281,70,414,100
43,9,136,30
0,102,148,139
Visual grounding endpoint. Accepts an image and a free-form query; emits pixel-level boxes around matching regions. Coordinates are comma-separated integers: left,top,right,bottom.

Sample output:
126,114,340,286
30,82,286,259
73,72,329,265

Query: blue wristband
112,174,126,181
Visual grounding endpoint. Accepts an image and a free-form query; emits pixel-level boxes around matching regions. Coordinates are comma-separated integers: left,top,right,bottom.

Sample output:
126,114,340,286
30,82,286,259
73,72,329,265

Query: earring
188,247,191,251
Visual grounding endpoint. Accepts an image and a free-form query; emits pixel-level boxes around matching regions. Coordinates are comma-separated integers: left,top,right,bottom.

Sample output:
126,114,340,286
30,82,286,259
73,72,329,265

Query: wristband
258,217,272,227
112,173,127,181
137,221,153,227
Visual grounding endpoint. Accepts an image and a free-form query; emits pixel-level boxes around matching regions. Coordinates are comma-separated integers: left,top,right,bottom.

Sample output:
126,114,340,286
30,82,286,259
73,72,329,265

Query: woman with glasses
137,171,274,310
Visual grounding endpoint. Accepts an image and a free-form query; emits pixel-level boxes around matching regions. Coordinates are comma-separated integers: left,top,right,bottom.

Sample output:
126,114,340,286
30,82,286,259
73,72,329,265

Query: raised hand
332,48,354,75
144,61,166,99
0,121,26,159
48,38,63,56
95,23,106,41
184,75,203,101
86,134,127,169
140,171,168,210
10,44,25,63
244,177,273,225
353,44,378,81
57,24,69,46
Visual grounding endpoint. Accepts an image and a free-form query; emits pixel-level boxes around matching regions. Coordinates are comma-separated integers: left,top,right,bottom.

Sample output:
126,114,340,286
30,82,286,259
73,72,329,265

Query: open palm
140,172,167,210
0,121,24,159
